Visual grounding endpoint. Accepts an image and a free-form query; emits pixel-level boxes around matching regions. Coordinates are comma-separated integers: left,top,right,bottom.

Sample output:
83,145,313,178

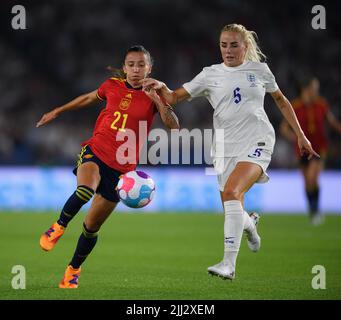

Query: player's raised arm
326,110,341,133
36,89,100,127
140,78,190,106
270,89,320,159
143,88,180,129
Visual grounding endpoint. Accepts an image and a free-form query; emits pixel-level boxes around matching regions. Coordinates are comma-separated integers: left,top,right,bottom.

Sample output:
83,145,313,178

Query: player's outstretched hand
36,109,59,127
140,78,164,91
143,87,162,103
298,135,320,160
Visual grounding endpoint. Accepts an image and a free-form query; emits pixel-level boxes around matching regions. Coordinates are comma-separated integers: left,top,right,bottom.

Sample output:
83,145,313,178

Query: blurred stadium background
1,0,341,301
0,0,340,213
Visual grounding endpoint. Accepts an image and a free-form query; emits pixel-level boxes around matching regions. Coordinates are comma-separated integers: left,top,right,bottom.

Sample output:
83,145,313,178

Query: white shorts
213,144,272,192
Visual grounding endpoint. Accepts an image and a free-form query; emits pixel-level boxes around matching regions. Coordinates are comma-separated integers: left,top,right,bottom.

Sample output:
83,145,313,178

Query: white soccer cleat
246,212,261,252
207,262,235,280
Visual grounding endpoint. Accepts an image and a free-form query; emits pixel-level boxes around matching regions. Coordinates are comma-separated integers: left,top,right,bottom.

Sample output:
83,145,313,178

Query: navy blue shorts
73,145,122,203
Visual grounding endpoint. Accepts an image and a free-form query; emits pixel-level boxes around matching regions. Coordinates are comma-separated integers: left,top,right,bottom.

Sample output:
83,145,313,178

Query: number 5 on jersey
111,111,128,132
248,148,263,158
233,87,241,104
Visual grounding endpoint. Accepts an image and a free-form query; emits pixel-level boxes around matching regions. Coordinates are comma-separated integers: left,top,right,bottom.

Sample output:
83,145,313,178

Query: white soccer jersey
183,61,278,157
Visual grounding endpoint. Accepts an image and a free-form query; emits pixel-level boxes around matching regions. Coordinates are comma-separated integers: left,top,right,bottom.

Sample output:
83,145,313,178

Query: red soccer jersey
82,78,157,173
292,96,330,156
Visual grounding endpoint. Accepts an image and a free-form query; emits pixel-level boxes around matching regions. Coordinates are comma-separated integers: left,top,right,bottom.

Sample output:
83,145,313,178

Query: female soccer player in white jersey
141,24,319,280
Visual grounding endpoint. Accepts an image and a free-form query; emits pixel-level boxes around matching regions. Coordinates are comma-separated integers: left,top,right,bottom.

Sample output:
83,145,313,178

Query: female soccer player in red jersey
36,45,179,288
281,77,341,225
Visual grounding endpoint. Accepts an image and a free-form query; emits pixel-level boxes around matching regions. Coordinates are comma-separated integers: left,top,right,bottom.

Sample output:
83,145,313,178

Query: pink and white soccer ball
117,171,155,208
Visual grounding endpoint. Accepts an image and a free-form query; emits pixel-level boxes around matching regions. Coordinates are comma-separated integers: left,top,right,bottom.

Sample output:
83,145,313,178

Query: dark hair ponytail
106,66,126,78
107,45,153,79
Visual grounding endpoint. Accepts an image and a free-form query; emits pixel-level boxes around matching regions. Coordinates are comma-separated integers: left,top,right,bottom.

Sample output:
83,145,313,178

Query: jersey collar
221,60,249,71
125,81,142,91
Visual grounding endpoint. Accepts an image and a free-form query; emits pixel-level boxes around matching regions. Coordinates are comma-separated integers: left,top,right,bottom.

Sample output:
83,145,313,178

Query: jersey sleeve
262,64,279,93
182,69,208,99
96,80,109,101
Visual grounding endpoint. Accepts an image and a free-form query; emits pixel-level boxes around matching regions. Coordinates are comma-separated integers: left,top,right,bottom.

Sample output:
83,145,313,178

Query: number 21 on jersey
111,111,128,132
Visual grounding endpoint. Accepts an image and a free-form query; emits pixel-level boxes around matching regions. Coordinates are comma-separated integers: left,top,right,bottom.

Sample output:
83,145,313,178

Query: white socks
223,200,244,270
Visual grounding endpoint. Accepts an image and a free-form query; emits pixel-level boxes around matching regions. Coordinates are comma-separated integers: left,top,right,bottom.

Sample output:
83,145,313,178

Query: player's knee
222,187,243,201
305,175,318,189
75,185,95,203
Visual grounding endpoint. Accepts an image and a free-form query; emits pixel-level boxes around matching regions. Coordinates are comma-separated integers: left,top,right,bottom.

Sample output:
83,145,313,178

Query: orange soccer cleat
59,265,81,289
39,222,65,251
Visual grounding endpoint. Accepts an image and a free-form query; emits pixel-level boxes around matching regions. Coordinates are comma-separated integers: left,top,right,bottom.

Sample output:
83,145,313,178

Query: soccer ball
117,170,155,208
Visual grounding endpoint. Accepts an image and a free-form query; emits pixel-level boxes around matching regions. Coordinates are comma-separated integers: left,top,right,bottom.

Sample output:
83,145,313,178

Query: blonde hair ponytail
221,24,266,62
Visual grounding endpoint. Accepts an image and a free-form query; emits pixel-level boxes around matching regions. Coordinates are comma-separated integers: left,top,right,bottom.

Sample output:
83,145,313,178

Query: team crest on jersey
119,93,132,110
246,73,257,87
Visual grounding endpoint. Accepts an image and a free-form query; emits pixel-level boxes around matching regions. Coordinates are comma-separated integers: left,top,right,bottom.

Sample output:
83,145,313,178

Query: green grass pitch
0,212,340,300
